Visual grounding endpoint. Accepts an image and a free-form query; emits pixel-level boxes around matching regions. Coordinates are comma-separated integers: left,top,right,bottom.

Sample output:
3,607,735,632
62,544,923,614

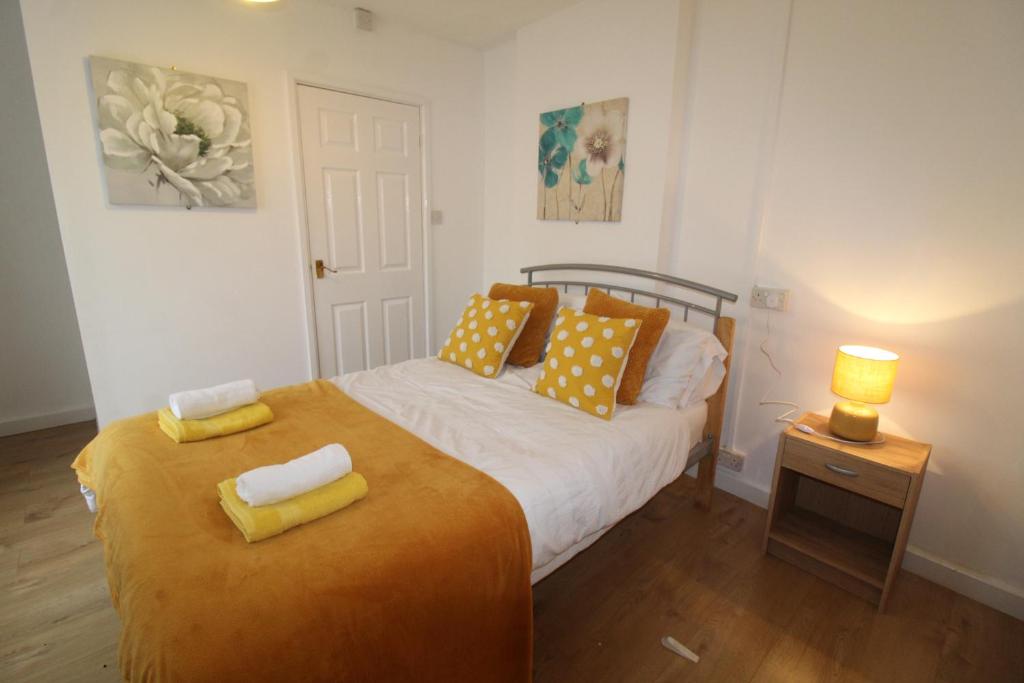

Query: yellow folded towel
158,402,274,443
217,473,369,543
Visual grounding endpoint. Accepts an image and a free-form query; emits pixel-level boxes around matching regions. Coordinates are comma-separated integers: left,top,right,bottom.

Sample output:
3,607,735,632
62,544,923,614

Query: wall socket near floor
718,448,745,472
751,286,790,311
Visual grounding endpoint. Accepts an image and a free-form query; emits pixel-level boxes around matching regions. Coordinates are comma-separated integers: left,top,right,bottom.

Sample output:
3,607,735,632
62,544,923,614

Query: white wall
0,0,93,436
725,0,1024,616
665,0,792,451
484,0,1024,616
482,0,682,283
19,0,484,426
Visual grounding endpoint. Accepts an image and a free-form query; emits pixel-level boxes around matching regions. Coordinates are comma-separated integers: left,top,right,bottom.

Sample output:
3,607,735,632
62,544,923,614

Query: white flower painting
89,56,256,209
537,97,627,223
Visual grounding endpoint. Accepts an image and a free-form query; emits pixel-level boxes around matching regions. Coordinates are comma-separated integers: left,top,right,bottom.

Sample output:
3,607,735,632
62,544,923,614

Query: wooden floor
1,423,1022,682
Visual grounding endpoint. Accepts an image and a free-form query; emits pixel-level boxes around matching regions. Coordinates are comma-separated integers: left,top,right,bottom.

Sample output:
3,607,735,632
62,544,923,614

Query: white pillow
680,355,727,407
638,320,727,409
558,292,587,310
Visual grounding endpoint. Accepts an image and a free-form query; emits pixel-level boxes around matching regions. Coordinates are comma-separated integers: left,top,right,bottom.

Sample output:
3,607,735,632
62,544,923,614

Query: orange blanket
73,380,532,682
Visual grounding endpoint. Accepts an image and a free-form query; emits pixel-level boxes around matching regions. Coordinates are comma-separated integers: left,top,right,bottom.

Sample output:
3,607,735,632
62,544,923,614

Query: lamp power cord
757,309,885,446
758,308,800,424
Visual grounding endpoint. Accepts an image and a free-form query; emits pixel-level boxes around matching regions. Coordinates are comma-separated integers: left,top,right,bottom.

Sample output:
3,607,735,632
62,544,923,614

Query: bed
514,263,738,512
74,264,737,682
336,358,708,583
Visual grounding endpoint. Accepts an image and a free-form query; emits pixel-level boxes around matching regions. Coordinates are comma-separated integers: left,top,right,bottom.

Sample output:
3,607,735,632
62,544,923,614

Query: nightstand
762,413,930,611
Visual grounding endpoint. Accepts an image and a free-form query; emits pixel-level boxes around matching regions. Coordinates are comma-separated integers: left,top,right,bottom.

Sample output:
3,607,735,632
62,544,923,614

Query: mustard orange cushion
583,289,670,404
487,283,558,367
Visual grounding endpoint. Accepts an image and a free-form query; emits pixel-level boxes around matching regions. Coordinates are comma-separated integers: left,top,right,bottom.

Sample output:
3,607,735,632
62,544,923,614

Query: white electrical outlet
718,448,745,472
751,286,790,311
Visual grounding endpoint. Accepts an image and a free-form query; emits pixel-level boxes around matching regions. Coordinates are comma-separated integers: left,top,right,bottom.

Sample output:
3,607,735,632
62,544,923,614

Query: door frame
285,72,435,379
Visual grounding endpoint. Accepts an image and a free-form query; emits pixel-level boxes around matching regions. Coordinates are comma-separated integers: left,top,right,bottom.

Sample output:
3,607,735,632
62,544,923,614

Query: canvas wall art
537,97,628,223
89,56,256,209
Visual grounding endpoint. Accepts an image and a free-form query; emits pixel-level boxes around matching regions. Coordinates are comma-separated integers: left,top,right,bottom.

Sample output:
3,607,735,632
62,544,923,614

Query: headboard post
696,315,735,510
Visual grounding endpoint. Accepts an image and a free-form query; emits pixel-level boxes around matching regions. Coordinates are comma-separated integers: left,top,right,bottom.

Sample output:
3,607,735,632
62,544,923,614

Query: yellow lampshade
830,345,899,404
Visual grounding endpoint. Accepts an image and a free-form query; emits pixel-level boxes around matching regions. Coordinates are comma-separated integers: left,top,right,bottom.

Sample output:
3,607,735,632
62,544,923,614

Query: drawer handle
825,463,859,477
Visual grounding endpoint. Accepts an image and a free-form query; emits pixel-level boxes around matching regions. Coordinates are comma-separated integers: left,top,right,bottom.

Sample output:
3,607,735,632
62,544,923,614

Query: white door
298,85,426,377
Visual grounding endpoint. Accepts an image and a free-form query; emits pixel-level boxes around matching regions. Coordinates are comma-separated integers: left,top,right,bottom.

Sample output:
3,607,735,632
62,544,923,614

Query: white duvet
333,358,706,582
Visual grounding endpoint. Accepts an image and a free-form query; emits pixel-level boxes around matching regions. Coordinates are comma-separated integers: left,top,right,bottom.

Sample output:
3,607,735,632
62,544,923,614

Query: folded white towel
169,379,259,420
235,444,353,507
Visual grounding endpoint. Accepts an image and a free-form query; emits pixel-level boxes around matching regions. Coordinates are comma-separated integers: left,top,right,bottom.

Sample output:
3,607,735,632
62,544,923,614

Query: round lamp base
829,401,879,442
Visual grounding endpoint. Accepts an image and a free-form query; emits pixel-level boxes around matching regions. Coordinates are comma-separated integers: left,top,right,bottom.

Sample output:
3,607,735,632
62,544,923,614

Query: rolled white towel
235,444,353,507
169,379,259,420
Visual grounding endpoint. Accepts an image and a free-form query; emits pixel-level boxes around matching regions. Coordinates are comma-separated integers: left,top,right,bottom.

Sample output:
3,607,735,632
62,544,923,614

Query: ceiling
343,0,579,48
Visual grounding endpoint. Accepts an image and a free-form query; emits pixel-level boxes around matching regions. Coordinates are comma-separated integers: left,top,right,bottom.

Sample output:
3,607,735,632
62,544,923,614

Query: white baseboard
902,545,1024,620
0,404,96,437
711,466,771,508
705,465,1024,621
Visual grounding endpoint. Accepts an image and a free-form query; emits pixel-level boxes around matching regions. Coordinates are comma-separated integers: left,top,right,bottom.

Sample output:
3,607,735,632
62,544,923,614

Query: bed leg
695,449,717,510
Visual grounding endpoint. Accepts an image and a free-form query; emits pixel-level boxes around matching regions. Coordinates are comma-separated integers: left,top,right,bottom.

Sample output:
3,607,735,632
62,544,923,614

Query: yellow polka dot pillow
533,307,640,420
438,294,534,378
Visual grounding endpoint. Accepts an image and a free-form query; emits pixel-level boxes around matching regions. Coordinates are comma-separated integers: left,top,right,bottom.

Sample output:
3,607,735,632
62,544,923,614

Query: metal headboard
521,263,738,324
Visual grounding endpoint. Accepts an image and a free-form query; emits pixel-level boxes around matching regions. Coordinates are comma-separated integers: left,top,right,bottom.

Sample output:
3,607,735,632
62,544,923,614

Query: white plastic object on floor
80,484,97,513
661,635,699,663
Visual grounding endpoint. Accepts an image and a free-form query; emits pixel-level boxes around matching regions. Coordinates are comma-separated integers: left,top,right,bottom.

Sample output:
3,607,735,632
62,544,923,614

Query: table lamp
829,345,899,442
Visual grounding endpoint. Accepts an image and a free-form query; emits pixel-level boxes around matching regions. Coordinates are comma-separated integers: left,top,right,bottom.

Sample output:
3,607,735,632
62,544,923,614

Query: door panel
319,109,358,148
298,85,425,377
331,301,370,374
381,296,413,365
323,168,364,273
373,117,408,155
376,172,411,270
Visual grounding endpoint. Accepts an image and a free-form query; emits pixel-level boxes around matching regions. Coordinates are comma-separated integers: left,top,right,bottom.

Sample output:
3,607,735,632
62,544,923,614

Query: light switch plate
430,209,443,225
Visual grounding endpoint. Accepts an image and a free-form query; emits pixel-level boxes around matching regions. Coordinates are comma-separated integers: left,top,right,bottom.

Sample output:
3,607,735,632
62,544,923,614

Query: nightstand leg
762,433,789,552
879,470,926,611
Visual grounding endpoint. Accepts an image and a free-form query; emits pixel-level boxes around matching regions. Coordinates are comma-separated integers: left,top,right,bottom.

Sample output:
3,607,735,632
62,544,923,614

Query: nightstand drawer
782,437,910,507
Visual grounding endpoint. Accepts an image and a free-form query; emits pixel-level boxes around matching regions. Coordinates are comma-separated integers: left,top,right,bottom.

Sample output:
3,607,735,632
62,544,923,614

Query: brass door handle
314,259,339,279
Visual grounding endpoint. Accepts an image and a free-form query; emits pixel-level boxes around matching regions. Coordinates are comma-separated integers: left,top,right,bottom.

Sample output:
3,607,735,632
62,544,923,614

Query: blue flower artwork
537,97,628,223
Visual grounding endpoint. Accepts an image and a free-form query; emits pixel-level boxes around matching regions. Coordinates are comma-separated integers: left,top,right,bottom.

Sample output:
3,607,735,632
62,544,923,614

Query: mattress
334,358,707,583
